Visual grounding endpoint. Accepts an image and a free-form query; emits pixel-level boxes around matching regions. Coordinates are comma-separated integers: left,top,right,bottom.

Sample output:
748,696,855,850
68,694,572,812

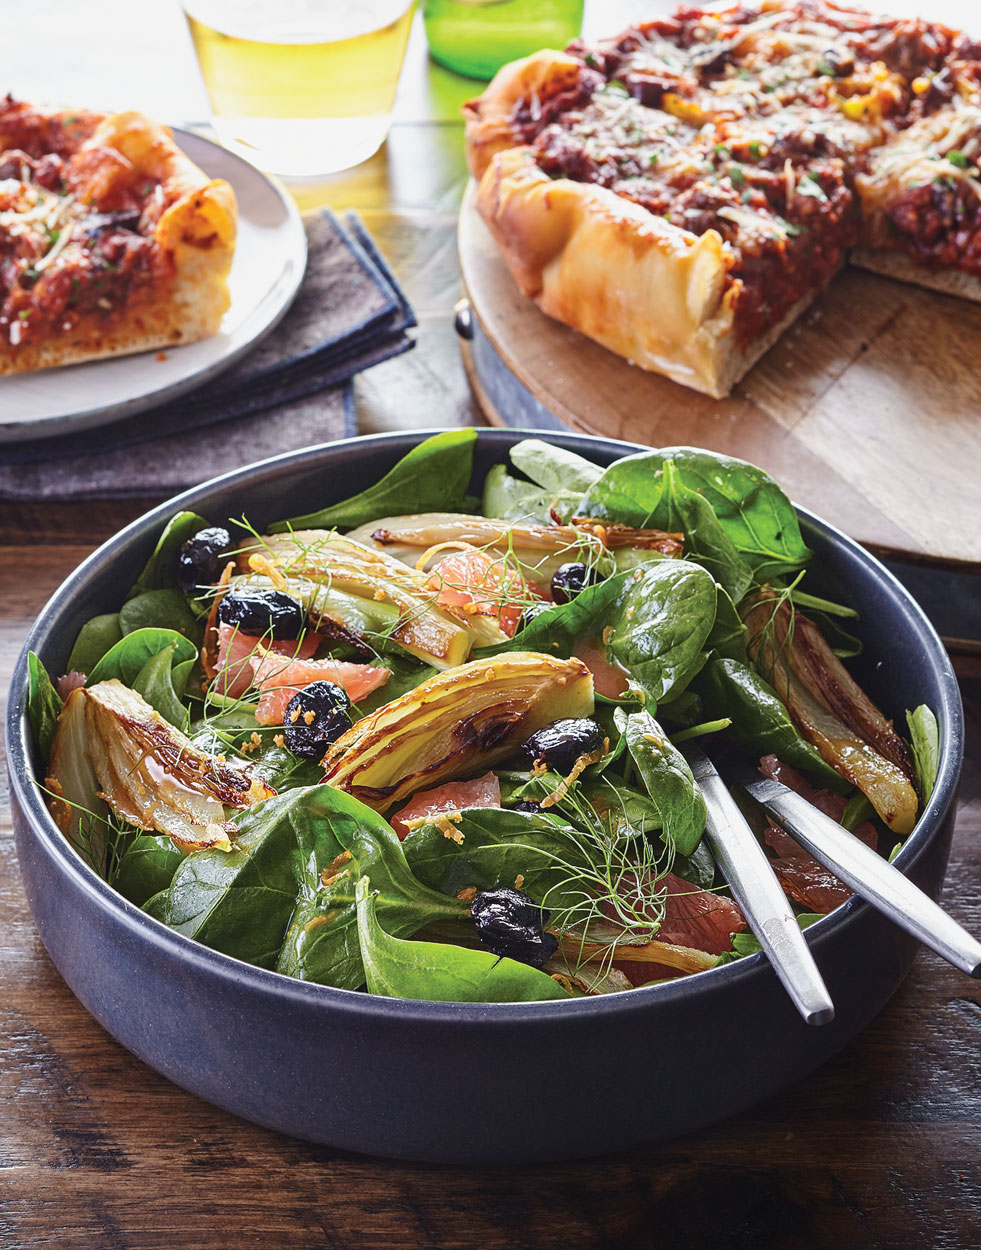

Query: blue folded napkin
0,209,415,499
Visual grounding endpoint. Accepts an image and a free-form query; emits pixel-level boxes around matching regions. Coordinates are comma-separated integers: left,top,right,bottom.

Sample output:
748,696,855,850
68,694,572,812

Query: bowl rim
6,427,966,1026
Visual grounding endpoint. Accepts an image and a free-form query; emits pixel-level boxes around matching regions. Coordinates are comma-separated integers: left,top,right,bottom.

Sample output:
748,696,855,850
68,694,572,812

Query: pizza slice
854,100,981,298
0,96,236,375
464,2,981,398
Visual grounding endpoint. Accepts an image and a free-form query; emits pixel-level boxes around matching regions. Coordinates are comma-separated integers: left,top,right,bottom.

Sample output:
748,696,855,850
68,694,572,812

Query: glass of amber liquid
423,0,583,80
183,1,416,177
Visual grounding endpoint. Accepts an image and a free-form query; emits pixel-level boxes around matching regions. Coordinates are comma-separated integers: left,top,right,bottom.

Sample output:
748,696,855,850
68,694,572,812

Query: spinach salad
28,432,940,1003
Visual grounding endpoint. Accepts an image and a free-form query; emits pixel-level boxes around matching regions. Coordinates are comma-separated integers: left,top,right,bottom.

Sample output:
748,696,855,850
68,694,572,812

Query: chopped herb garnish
748,141,763,159
736,67,753,80
606,80,629,95
18,309,30,319
816,59,835,76
649,152,659,167
798,173,827,200
730,164,745,187
584,53,598,69
947,150,969,169
714,142,730,157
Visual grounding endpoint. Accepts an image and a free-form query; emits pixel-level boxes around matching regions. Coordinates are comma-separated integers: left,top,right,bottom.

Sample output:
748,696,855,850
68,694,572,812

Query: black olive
515,601,552,633
819,46,855,77
521,718,605,774
550,562,600,605
471,887,557,969
217,588,305,639
176,526,232,592
511,799,542,813
282,681,352,759
689,41,734,76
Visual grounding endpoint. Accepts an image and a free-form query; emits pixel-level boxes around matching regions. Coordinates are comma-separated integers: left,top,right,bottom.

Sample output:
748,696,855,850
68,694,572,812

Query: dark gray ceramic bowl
6,429,964,1165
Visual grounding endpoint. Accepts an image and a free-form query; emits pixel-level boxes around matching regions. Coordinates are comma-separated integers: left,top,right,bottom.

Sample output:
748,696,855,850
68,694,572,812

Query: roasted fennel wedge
322,652,594,812
237,531,505,661
45,679,274,868
743,589,918,834
344,512,682,581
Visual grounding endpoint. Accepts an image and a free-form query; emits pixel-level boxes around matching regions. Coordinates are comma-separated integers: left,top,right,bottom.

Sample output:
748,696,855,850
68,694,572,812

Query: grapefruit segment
390,771,502,840
249,652,391,726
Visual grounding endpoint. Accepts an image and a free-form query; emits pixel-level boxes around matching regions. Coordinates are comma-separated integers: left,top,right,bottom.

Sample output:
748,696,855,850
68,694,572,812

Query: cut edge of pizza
0,104,237,376
851,103,981,301
465,50,804,400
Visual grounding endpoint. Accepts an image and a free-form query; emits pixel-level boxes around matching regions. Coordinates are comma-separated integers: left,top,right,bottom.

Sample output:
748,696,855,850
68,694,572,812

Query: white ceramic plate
0,128,307,444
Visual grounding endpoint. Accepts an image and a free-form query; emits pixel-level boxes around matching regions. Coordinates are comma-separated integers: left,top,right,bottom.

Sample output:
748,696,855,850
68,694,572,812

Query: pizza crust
0,109,236,375
850,247,981,302
464,50,584,181
478,145,803,397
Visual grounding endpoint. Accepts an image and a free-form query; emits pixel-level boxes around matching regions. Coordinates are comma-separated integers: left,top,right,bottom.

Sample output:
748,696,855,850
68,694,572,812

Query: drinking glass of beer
183,1,416,177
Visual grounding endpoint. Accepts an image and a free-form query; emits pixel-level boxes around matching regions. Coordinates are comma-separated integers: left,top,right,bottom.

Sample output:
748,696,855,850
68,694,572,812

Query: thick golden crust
0,107,236,375
473,146,770,398
464,49,583,181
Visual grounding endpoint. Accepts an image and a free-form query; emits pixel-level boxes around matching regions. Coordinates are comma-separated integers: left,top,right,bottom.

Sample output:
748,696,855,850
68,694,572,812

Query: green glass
423,0,584,80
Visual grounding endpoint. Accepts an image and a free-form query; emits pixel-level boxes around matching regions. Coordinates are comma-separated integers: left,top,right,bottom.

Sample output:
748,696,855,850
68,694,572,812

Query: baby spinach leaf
119,589,202,644
610,560,716,704
270,429,477,533
131,643,193,730
484,559,717,706
509,438,603,495
403,807,592,911
621,708,706,856
906,705,940,803
658,447,811,581
715,913,823,964
481,464,553,523
695,657,847,791
87,627,197,687
164,794,300,967
129,510,210,598
87,629,198,725
655,461,753,602
579,447,810,586
111,834,185,907
706,585,748,661
272,785,463,988
27,651,63,761
355,877,569,1003
577,452,752,600
671,838,717,891
66,613,123,676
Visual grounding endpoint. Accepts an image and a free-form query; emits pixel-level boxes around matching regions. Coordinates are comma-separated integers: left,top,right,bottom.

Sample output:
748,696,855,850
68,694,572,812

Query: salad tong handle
687,747,835,1026
746,782,981,978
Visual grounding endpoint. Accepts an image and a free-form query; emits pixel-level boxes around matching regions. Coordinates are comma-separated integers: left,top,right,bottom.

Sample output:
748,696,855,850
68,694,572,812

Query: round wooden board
458,180,981,568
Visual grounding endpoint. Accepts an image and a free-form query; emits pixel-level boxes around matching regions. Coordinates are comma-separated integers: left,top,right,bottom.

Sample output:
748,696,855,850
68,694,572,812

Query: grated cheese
718,204,788,240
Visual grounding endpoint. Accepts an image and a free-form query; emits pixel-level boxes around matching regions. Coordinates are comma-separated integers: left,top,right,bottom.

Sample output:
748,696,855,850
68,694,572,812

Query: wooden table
1,4,980,1246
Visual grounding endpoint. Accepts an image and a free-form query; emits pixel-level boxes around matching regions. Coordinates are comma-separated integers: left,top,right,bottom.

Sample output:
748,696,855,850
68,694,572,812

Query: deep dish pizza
0,97,236,375
464,1,981,396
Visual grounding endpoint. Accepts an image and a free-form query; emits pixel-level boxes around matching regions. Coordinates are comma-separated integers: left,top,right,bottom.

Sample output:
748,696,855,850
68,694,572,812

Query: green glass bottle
423,0,584,80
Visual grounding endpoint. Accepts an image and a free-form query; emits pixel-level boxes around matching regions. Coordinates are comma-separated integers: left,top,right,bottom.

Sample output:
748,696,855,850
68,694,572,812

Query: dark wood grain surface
2,3,980,1246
